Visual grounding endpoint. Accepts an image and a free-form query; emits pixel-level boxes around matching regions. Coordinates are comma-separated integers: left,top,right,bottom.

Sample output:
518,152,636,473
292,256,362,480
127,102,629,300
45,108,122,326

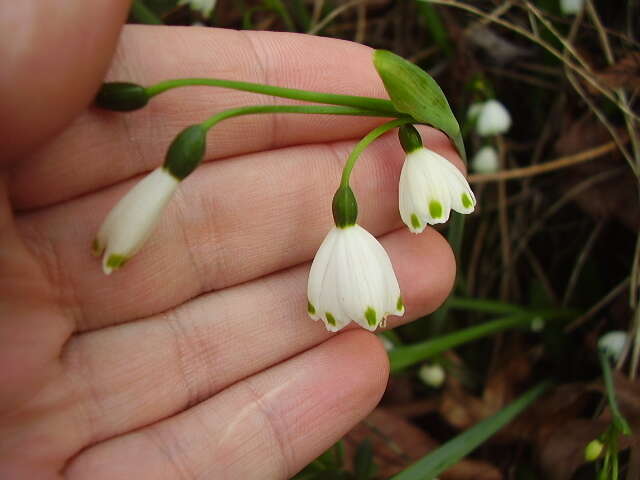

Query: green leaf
373,50,464,160
389,314,533,373
390,381,552,480
354,439,375,480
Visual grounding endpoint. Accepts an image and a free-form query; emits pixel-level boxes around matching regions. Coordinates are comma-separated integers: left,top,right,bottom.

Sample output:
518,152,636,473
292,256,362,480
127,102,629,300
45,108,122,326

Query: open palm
0,3,457,478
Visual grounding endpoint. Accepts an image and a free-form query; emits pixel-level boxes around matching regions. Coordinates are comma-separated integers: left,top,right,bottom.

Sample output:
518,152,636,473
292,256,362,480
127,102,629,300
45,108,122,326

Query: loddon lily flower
471,145,499,174
398,125,476,233
307,186,405,332
93,167,179,274
475,99,512,137
93,124,206,274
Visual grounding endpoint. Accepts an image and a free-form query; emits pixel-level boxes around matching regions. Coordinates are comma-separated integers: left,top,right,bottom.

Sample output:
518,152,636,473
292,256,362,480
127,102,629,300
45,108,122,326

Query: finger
57,227,453,452
0,0,130,163
66,330,389,479
10,26,389,210
17,127,459,331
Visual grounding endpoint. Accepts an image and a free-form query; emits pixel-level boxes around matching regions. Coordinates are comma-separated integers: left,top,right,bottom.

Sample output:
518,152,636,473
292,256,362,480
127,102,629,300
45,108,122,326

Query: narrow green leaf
354,439,375,480
389,314,532,373
391,381,552,480
373,50,464,160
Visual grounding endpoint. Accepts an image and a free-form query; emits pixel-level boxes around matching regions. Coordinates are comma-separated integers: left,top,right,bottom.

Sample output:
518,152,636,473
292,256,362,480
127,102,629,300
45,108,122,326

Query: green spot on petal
106,254,128,270
462,193,472,208
396,296,404,311
410,214,421,229
365,307,377,327
429,200,443,219
307,301,316,315
326,312,336,326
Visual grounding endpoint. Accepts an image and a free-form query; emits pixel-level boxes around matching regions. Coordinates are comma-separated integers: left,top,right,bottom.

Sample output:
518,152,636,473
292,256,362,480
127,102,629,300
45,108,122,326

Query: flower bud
471,145,499,174
476,100,512,137
560,0,584,15
332,185,358,228
419,363,446,388
598,330,628,361
164,125,207,180
584,439,604,461
94,82,149,111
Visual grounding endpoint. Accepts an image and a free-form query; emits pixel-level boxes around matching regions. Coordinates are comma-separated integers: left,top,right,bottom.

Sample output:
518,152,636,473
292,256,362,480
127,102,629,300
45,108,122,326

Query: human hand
1,3,457,478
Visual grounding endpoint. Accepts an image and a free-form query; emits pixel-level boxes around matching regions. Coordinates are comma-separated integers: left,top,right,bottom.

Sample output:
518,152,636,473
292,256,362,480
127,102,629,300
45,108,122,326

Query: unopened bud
95,82,149,111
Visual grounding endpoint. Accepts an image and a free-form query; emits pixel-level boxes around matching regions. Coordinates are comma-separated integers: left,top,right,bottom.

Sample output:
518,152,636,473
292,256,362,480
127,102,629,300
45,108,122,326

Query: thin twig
565,277,631,332
469,140,621,184
563,219,607,306
307,0,366,35
424,0,639,120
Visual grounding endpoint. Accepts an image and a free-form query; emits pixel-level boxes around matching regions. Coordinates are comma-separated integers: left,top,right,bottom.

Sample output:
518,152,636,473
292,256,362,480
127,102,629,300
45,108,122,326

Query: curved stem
199,105,401,131
146,78,400,116
340,118,412,187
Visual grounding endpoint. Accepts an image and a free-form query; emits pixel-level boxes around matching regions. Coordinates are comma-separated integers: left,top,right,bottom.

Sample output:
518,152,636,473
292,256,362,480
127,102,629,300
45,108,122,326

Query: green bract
373,50,466,161
332,185,358,228
163,125,207,180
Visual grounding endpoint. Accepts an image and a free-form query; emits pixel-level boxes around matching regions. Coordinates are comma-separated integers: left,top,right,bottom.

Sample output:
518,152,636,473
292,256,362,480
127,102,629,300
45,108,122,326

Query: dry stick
524,247,559,303
497,137,512,301
510,167,625,271
467,217,489,297
468,140,620,184
425,0,638,120
563,219,607,306
309,0,325,30
565,277,631,332
307,0,366,35
355,1,366,43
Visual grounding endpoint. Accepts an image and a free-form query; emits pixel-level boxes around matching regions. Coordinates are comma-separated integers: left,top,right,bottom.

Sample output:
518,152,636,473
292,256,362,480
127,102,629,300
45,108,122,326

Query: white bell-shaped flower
471,145,499,173
307,224,404,332
476,99,512,137
93,167,179,275
399,147,476,232
598,330,628,361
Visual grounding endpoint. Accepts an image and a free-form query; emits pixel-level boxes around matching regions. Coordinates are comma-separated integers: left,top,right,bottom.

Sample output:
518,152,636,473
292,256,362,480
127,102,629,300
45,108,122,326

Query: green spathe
332,185,358,228
373,50,466,161
164,125,207,180
95,82,149,111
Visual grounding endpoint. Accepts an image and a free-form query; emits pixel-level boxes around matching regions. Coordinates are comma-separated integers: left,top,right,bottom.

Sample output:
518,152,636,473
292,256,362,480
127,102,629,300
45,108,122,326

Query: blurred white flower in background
179,0,217,18
471,145,499,174
560,0,584,15
475,99,512,136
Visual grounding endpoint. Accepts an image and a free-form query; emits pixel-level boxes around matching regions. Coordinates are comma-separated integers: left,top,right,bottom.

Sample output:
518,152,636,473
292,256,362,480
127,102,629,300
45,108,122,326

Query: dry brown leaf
345,408,502,479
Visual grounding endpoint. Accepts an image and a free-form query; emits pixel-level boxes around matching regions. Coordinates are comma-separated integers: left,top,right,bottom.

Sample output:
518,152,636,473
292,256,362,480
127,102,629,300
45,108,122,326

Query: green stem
130,0,163,24
598,350,632,435
340,118,412,187
145,78,400,117
199,105,398,131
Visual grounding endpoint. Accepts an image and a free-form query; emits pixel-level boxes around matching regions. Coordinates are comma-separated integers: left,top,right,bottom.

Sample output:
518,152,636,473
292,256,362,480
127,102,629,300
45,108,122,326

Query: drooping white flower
471,145,499,174
560,0,584,15
598,330,629,361
399,147,476,232
476,99,512,137
93,167,179,275
307,224,404,332
179,0,217,18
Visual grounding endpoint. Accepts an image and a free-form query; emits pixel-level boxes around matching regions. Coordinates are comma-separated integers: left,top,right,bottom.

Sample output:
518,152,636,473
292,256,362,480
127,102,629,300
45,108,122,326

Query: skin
0,1,460,478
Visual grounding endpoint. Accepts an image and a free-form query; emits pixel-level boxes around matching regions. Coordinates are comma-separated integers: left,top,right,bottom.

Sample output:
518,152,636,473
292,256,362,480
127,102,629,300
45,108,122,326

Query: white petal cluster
598,330,628,361
399,147,476,232
179,0,217,18
307,225,404,332
474,100,512,137
93,167,179,275
471,145,499,174
560,0,584,15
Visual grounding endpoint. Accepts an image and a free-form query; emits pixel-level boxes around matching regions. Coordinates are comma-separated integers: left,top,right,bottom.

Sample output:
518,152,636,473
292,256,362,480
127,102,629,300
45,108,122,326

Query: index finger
11,27,392,210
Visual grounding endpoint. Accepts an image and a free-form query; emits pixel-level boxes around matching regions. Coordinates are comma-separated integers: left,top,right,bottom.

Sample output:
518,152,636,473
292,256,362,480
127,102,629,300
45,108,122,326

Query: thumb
0,0,132,163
